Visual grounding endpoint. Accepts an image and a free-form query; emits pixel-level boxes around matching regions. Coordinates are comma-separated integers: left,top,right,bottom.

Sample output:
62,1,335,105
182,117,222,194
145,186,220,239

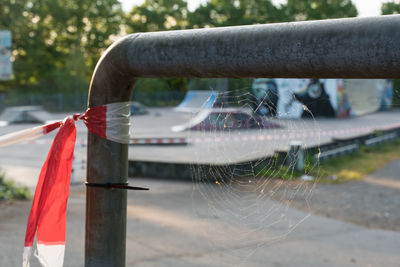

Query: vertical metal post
85,137,128,266
85,39,136,267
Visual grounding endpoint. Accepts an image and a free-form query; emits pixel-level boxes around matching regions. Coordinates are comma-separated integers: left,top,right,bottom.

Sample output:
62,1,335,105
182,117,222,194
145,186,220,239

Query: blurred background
1,1,400,267
1,0,400,111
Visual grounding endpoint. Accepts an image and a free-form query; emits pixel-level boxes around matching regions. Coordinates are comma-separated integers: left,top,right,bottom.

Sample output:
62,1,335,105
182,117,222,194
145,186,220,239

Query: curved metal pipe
85,15,400,266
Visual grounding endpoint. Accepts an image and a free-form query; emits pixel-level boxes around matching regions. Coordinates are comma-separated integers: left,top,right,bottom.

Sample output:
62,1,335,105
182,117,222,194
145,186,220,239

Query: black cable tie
85,182,149,191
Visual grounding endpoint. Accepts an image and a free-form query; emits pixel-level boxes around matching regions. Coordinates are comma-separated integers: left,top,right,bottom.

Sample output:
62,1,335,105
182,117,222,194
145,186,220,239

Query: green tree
382,1,400,14
0,0,123,92
188,0,283,28
126,0,189,32
189,0,357,28
282,0,358,21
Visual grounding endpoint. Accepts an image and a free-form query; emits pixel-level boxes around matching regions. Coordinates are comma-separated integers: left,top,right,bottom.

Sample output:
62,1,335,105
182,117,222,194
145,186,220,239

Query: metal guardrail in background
315,144,360,162
312,130,400,162
85,15,400,267
365,132,398,147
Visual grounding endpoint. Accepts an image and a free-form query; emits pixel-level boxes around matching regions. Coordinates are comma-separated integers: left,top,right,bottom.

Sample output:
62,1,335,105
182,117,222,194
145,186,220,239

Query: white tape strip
0,126,45,148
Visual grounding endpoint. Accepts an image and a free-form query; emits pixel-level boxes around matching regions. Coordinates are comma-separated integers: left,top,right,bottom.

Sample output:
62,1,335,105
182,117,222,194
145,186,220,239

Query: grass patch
259,139,400,183
0,170,30,202
313,140,400,183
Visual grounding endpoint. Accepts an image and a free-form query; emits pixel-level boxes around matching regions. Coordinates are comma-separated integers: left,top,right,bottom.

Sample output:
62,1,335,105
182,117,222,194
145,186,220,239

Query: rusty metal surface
85,15,400,267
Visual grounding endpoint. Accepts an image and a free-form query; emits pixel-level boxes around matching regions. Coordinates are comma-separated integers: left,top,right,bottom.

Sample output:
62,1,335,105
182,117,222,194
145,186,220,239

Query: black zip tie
85,182,149,191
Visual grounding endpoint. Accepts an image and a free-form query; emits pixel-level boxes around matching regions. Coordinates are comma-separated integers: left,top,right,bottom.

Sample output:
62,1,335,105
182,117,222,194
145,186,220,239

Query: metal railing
85,15,400,267
365,132,398,147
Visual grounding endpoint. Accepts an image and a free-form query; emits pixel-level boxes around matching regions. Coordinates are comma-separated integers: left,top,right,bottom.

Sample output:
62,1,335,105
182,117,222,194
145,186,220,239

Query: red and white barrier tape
14,122,400,147
0,102,131,267
130,137,189,145
130,122,400,145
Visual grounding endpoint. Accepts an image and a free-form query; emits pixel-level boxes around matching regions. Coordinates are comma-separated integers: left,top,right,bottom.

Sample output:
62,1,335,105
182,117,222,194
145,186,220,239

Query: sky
120,0,391,17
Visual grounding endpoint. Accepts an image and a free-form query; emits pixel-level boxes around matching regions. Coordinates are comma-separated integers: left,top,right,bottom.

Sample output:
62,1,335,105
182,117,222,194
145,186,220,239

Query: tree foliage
0,0,123,92
1,0,360,95
126,0,357,32
126,0,189,32
382,1,400,15
282,0,357,21
188,0,283,28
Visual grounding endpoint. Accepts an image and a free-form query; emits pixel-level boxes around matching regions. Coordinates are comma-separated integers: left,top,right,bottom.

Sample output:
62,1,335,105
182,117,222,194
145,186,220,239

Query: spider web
186,82,321,264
